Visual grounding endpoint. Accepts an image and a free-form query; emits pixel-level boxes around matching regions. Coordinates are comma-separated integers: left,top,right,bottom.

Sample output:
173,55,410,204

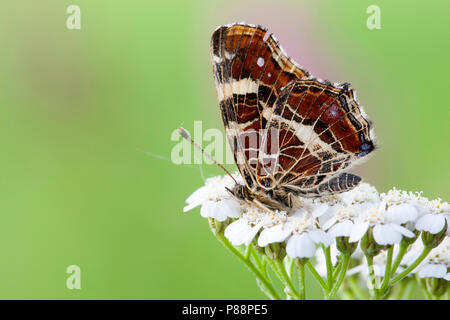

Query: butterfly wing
261,79,375,197
210,23,309,189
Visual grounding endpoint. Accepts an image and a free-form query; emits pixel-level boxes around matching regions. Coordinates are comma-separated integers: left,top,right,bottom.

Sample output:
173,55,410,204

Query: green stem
332,259,343,281
378,246,394,296
287,257,295,281
306,261,329,296
215,233,281,300
249,245,263,270
327,253,350,300
322,245,333,290
366,255,379,299
390,242,408,276
244,244,252,260
390,246,432,286
296,260,306,300
267,258,301,300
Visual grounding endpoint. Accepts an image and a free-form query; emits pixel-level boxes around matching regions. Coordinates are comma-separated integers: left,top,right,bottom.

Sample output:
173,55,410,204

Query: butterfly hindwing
262,80,374,196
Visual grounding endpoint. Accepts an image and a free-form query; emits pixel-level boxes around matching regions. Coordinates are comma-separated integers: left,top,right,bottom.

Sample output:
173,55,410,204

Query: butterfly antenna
178,127,238,184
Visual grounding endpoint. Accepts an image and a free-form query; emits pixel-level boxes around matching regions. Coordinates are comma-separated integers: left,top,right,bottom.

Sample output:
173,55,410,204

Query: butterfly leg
252,199,276,214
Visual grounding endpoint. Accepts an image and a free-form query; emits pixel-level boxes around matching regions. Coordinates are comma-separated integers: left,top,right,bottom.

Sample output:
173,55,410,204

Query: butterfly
207,23,375,213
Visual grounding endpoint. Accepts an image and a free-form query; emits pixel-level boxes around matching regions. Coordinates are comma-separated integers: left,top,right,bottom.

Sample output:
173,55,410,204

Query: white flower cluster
184,174,450,279
403,236,450,280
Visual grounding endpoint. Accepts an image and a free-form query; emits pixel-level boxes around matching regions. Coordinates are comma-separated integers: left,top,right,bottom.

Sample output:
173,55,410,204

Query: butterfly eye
361,142,373,151
359,141,374,157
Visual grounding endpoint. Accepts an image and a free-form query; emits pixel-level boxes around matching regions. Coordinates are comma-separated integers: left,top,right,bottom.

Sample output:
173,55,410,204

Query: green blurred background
0,0,448,299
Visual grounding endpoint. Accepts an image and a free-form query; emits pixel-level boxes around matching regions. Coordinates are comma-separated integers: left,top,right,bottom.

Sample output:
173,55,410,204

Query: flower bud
265,242,286,260
336,236,358,255
360,227,389,257
422,220,447,248
295,257,310,265
402,229,420,246
208,217,232,235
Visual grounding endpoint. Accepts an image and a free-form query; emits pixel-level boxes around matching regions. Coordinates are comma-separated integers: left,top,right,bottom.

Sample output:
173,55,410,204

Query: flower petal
312,203,330,218
417,264,447,278
322,216,337,231
415,214,446,234
257,224,291,247
185,186,207,204
390,223,415,238
386,203,418,224
309,229,333,246
244,221,265,246
215,199,241,221
286,233,317,258
224,219,252,246
200,201,215,219
328,220,354,238
373,224,401,245
349,222,369,243
183,201,200,213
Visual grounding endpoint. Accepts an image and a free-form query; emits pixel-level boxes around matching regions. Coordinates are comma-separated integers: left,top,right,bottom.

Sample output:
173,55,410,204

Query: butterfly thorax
229,184,293,212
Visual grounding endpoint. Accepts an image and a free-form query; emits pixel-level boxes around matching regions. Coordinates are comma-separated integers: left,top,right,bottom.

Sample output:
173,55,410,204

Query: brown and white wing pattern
263,80,375,197
210,23,376,202
210,23,309,189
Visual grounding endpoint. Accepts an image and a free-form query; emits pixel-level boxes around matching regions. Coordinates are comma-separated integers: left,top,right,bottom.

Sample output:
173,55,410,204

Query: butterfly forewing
264,80,374,196
211,24,310,188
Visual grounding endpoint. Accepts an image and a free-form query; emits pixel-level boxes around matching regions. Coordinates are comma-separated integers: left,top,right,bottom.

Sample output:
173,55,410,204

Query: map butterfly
182,23,376,213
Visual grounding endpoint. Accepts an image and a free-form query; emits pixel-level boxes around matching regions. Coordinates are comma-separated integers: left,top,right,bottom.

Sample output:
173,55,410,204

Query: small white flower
184,173,242,221
284,210,332,259
200,199,240,221
321,183,380,238
381,188,424,218
286,233,317,259
412,237,450,279
324,205,362,238
258,224,292,247
415,199,450,235
339,182,380,211
225,218,264,246
349,202,415,245
183,174,450,283
224,208,285,246
293,197,336,222
230,207,332,259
